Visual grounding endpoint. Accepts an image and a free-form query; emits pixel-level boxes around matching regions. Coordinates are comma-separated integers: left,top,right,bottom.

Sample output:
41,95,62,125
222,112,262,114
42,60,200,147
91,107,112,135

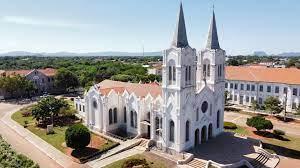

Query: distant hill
253,51,268,56
277,52,300,57
0,51,162,57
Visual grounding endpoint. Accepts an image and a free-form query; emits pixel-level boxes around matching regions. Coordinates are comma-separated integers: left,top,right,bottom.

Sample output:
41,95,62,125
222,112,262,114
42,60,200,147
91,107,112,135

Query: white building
78,3,226,153
225,66,300,113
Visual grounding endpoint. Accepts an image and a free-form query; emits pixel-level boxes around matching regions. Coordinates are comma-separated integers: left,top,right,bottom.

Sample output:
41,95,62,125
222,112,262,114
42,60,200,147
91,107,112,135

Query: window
293,88,298,96
93,101,97,109
79,105,81,111
155,117,160,136
234,95,237,101
169,120,175,142
113,108,117,123
109,109,113,125
172,66,176,81
267,86,271,93
275,86,279,93
258,97,263,104
240,84,244,90
292,102,297,109
207,64,210,77
284,87,288,94
42,78,45,83
251,85,255,91
201,101,208,113
259,85,263,92
203,64,207,76
225,83,228,88
209,104,212,116
83,106,85,112
185,67,188,82
196,108,199,121
230,83,233,89
185,121,190,142
234,83,238,90
246,96,249,103
217,111,220,128
124,107,127,123
48,77,50,82
130,111,134,127
168,66,172,82
76,103,78,110
247,84,250,91
251,97,255,103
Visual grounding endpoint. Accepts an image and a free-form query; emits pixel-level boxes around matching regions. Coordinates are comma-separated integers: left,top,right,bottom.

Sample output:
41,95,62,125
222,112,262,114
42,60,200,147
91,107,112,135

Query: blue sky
0,0,299,55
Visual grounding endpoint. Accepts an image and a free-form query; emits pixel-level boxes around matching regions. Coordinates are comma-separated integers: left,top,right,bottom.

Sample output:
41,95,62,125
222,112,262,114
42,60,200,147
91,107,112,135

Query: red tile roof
226,66,300,85
1,68,56,77
98,80,161,98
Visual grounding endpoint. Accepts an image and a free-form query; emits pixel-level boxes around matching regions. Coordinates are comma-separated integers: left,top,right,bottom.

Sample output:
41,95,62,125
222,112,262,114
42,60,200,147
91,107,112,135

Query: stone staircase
187,158,207,168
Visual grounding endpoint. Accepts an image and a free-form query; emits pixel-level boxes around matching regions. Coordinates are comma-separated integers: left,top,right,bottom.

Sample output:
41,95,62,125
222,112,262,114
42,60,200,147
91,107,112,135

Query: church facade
79,3,226,153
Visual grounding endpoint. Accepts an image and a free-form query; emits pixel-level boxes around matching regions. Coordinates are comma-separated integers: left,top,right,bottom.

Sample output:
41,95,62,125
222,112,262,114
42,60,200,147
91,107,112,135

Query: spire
171,2,189,48
206,10,220,50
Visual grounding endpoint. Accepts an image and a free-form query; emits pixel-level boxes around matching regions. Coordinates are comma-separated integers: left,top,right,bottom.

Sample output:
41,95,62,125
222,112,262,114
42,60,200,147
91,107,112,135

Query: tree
224,91,230,105
264,96,283,114
246,116,273,132
0,75,36,98
251,100,259,110
54,69,79,92
31,96,68,124
227,59,240,66
65,124,90,150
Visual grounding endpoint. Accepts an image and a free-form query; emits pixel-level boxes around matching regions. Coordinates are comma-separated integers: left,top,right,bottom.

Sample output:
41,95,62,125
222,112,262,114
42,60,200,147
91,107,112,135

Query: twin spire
171,2,220,50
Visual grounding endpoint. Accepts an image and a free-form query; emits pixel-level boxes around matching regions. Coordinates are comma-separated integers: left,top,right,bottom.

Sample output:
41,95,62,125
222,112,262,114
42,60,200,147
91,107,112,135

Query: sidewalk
1,105,88,168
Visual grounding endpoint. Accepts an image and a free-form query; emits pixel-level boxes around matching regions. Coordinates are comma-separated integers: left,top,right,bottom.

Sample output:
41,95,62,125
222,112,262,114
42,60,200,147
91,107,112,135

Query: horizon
0,0,300,55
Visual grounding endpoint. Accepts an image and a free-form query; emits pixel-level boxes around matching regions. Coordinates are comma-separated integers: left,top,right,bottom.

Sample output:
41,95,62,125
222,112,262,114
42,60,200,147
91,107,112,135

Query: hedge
224,122,237,129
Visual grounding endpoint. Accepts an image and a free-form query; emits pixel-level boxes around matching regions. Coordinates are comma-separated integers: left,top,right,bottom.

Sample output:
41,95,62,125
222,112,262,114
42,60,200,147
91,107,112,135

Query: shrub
246,116,273,132
273,129,285,136
122,158,149,168
21,110,31,117
65,124,90,150
224,122,237,129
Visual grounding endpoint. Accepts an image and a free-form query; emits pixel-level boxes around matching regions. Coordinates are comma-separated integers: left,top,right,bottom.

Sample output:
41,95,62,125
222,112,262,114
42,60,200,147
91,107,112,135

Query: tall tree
54,68,80,92
264,96,283,114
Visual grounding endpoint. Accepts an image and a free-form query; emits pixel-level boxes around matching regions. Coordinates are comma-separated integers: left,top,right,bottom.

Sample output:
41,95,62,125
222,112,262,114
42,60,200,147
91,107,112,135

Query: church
80,3,226,153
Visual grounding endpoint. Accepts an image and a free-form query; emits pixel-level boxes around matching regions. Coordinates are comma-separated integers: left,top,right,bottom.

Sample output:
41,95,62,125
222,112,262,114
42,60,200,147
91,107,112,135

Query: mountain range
0,51,162,57
0,51,299,57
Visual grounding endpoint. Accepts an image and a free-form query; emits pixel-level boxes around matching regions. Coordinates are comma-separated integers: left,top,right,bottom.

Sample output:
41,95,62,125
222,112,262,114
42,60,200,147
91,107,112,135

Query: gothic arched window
217,110,220,128
124,107,127,123
109,109,113,125
113,108,118,123
185,120,190,142
169,120,175,142
201,101,208,113
155,117,160,136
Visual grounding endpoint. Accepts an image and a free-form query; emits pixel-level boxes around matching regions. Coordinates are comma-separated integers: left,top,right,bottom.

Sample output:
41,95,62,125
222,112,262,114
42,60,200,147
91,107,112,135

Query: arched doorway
208,124,213,139
194,129,199,146
201,126,207,143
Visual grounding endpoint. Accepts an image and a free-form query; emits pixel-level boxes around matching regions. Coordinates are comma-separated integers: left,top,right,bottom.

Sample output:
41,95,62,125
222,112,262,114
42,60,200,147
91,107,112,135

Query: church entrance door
194,129,199,146
208,124,213,139
201,126,207,143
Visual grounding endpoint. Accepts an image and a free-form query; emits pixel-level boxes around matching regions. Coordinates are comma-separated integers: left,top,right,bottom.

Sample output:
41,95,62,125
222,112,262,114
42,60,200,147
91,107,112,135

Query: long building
225,66,300,113
0,68,57,99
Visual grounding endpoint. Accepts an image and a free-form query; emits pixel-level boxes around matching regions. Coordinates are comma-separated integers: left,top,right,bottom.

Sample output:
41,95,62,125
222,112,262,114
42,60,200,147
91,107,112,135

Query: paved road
224,111,300,136
0,103,62,168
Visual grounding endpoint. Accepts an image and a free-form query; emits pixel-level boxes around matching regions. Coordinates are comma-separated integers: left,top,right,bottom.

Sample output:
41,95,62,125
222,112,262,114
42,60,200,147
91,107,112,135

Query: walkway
0,102,88,168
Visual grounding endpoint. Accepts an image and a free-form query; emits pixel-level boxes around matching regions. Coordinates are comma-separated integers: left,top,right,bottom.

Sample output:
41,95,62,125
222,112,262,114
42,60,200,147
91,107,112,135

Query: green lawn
224,125,251,136
12,106,119,160
12,109,67,152
105,154,168,168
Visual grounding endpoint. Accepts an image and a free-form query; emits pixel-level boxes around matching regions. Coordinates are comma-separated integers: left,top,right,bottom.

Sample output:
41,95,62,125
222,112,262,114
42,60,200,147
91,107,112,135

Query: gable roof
98,80,161,98
226,66,300,85
1,68,56,77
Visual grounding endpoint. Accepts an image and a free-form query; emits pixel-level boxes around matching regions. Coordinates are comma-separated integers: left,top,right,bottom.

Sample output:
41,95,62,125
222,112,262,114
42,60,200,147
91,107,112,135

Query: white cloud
1,16,92,28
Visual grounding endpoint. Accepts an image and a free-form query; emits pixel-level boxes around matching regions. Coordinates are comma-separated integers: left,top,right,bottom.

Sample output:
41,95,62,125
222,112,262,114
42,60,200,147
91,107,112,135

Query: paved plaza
189,132,259,164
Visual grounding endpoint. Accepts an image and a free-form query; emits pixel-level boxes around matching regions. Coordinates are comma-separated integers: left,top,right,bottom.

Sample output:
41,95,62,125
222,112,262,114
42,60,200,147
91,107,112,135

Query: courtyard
189,132,259,164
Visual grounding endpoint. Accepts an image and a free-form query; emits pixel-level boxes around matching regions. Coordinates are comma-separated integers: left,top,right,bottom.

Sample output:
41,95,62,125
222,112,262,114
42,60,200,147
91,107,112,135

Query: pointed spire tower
171,2,189,48
206,10,220,50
